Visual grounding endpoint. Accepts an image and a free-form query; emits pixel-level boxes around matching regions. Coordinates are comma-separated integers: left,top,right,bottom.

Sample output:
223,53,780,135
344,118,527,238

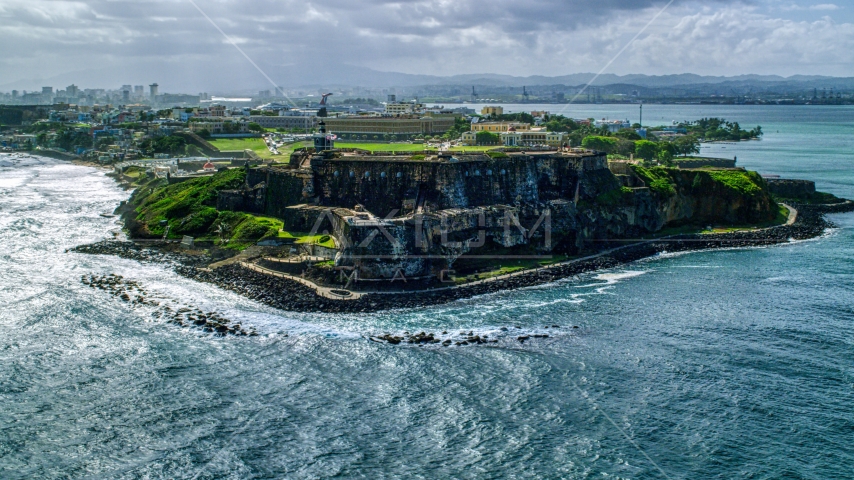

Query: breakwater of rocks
370,327,566,347
80,273,257,336
806,200,854,214
70,241,209,267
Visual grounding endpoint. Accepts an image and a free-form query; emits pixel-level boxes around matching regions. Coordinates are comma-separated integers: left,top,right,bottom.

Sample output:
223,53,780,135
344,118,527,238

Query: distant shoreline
427,102,854,108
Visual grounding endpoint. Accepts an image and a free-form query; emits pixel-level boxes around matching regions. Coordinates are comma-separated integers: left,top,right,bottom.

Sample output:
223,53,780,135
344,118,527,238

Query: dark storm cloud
1,0,852,90
1,0,687,62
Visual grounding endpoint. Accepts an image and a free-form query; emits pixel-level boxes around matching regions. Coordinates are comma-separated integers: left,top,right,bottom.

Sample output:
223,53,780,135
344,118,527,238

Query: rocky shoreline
71,201,851,316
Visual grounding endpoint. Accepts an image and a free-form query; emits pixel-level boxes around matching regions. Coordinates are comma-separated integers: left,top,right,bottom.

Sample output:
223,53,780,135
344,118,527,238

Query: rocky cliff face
308,152,603,216
570,167,778,250
217,153,780,280
647,168,776,226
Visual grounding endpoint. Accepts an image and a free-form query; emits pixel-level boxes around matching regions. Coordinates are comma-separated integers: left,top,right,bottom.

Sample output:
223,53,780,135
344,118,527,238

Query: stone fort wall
766,179,816,199
235,152,611,222
308,153,608,216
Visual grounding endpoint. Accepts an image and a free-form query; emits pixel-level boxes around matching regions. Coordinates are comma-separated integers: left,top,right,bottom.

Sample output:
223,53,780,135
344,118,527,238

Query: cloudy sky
1,0,853,91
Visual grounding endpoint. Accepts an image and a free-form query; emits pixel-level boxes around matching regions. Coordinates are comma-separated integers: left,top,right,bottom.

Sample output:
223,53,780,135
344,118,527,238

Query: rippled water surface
1,106,853,479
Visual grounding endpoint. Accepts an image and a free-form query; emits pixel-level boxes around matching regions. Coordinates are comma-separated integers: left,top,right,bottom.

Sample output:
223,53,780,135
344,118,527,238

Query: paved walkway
239,262,362,300
783,203,798,225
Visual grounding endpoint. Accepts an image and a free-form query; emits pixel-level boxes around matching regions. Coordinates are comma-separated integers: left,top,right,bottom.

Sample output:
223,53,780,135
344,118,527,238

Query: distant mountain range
345,71,849,89
2,61,852,94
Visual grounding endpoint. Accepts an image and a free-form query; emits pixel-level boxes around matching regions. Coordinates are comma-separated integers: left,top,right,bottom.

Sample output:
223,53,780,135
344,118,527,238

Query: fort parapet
766,178,816,199
234,150,611,218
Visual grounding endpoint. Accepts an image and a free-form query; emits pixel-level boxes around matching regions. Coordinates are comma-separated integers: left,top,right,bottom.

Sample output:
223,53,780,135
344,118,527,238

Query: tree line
581,135,700,165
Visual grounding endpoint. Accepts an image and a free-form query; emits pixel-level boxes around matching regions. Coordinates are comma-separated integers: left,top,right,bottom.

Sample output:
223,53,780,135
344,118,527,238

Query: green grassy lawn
206,137,263,151
276,141,311,159
207,138,310,161
294,234,336,248
334,142,430,152
253,216,336,248
446,145,503,152
334,142,501,153
208,137,282,160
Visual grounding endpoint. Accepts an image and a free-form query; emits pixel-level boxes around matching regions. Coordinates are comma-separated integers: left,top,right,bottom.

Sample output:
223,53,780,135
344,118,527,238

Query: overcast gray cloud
0,0,852,92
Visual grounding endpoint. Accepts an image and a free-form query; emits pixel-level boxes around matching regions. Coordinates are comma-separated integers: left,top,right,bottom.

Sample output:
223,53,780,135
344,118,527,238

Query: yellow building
481,106,504,116
323,115,457,138
460,131,477,145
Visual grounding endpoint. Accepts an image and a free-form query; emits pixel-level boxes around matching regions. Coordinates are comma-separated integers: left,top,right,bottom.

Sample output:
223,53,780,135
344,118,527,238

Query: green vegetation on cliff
631,166,677,196
626,165,780,227
128,169,338,250
136,168,245,225
631,166,767,199
704,170,764,195
130,169,276,248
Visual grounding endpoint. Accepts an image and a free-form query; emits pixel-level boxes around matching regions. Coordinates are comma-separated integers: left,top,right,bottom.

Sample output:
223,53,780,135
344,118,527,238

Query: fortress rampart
237,151,610,219
218,149,778,280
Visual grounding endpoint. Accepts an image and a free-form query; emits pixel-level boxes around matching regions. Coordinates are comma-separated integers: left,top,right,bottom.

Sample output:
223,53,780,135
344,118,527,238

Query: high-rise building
149,83,159,99
11,90,18,98
66,84,79,97
134,85,144,95
42,86,53,95
122,90,130,102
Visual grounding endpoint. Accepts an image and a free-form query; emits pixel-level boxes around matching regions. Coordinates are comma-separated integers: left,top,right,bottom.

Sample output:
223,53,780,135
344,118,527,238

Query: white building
594,119,631,133
500,130,567,147
461,128,568,147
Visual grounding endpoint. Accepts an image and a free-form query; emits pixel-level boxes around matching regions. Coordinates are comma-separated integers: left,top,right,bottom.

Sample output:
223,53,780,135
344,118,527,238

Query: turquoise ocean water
1,105,852,478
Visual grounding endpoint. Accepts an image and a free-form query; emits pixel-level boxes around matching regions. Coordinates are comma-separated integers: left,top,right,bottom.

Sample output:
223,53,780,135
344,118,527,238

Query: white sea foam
592,270,649,284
